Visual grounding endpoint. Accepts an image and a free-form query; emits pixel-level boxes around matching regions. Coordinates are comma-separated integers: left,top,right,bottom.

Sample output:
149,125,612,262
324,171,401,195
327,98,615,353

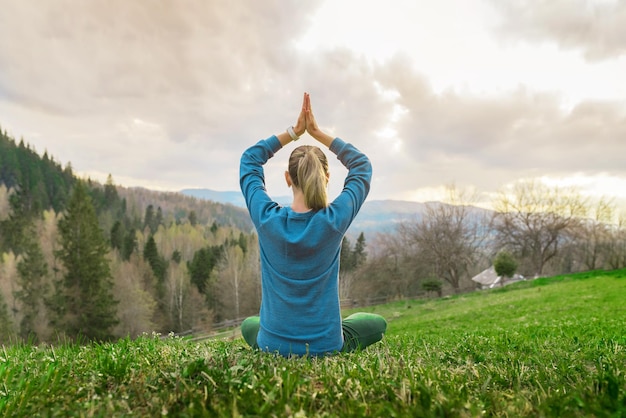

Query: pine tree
0,186,32,254
237,232,248,254
0,290,15,344
188,245,222,294
154,206,164,232
144,205,155,234
143,235,168,315
103,174,119,207
143,236,167,283
15,231,49,342
110,220,124,250
340,236,355,273
53,181,118,341
0,131,74,215
122,228,137,261
353,232,367,268
188,210,198,226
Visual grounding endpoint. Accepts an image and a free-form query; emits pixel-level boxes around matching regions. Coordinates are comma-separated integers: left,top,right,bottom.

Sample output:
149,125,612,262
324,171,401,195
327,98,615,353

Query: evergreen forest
0,128,269,342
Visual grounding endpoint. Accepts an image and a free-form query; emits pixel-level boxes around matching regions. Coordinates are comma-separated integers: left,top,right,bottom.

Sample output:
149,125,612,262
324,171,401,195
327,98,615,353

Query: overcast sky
1,0,625,207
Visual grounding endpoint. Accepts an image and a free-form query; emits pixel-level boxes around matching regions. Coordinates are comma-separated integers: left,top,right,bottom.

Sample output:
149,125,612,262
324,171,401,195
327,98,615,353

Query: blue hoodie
240,135,371,356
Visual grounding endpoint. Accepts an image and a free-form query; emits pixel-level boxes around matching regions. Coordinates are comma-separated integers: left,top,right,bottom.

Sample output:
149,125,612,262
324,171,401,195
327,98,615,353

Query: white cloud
491,0,626,61
0,0,625,208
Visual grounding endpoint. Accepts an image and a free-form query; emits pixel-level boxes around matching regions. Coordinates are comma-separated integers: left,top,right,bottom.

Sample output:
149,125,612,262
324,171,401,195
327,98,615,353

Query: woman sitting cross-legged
239,92,387,357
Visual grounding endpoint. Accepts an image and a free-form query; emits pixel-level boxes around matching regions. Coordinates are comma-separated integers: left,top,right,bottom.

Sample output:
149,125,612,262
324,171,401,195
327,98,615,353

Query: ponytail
288,146,329,210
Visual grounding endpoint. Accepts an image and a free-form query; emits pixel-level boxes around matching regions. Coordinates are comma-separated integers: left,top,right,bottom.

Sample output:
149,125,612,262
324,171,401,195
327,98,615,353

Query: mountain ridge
179,188,451,236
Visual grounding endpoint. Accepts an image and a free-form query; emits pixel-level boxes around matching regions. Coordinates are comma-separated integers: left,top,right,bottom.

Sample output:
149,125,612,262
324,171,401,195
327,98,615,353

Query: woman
239,92,386,357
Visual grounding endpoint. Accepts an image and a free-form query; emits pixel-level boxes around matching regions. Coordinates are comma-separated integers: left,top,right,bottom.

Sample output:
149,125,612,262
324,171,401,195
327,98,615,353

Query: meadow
1,269,625,417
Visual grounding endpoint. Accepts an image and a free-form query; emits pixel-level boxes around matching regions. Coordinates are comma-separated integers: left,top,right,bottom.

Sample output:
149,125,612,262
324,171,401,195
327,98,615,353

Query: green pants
240,312,387,353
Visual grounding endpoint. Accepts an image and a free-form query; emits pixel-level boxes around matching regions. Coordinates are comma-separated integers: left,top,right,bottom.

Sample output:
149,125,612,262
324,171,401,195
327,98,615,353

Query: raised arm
276,92,307,147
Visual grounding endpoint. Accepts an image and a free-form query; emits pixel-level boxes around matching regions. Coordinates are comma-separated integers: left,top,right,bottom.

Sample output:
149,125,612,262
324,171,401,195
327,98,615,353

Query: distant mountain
350,199,427,235
180,188,292,208
180,189,247,207
179,189,433,236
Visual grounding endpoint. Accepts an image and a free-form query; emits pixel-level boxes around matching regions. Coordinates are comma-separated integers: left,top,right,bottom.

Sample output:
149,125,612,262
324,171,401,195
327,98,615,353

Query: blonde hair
288,145,329,210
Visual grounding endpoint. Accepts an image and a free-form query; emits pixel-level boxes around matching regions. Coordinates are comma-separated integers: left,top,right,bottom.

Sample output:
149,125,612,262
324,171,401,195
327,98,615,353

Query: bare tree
606,212,626,270
368,230,420,297
110,255,156,337
574,197,616,271
400,186,487,292
166,260,213,333
242,236,261,315
0,252,19,333
493,180,587,276
167,261,186,332
0,185,9,222
219,244,245,320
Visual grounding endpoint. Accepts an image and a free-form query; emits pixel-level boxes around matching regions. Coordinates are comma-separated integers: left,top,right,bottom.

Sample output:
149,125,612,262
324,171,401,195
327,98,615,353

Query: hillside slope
2,269,624,416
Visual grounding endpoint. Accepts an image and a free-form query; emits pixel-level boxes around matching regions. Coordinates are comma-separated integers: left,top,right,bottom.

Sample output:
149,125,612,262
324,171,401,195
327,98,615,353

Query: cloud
0,0,327,187
0,0,625,205
0,0,396,197
373,56,626,197
491,0,626,61
0,0,319,122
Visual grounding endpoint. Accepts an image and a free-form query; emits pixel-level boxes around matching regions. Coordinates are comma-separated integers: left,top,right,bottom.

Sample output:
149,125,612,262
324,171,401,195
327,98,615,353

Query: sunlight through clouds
0,0,624,205
540,174,626,201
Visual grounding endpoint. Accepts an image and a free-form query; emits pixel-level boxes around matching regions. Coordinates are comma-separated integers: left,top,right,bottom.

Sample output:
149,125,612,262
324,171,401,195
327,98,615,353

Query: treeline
0,128,258,343
0,128,75,215
343,184,626,302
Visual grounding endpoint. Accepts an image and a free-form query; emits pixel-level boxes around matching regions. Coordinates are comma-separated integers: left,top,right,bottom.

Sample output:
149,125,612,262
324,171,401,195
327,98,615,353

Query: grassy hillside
1,270,625,416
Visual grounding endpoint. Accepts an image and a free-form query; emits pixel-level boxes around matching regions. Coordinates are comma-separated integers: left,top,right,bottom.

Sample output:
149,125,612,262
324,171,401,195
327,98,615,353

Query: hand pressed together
293,93,307,137
296,92,334,148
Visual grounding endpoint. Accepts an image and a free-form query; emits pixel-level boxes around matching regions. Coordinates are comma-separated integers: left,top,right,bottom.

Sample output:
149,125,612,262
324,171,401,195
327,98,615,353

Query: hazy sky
1,0,625,206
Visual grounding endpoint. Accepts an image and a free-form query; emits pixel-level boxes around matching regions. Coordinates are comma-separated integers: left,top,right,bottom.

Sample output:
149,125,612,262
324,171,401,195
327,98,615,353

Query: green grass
1,269,626,417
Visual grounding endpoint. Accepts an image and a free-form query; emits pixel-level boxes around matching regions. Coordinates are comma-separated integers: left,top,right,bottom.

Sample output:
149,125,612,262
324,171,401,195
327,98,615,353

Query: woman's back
239,92,385,357
240,136,371,356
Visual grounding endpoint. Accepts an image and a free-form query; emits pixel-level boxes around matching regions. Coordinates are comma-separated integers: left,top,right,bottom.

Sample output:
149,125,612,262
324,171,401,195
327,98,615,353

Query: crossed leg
240,312,387,352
